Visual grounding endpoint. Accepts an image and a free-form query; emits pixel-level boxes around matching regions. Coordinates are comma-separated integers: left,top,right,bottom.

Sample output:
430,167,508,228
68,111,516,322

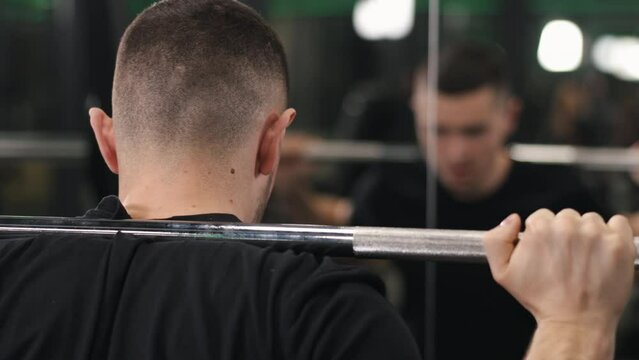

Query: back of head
112,0,288,164
437,40,511,96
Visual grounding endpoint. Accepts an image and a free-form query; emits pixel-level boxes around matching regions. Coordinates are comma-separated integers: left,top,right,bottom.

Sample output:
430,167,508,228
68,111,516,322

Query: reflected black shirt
351,161,609,359
0,196,420,360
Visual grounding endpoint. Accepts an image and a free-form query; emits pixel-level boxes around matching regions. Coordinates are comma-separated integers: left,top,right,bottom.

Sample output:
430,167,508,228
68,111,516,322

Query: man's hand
484,209,636,359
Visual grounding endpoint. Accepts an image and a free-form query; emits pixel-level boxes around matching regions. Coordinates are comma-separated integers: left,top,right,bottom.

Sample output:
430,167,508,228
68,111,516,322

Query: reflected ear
504,96,523,136
256,108,297,176
410,66,429,112
89,107,119,174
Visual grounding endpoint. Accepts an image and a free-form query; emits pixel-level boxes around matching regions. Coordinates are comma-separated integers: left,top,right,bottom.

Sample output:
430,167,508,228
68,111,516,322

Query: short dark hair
437,40,511,95
113,0,288,157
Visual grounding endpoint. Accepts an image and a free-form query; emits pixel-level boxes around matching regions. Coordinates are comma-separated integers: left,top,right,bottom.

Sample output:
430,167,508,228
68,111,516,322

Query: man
0,1,416,359
0,2,634,359
350,41,611,358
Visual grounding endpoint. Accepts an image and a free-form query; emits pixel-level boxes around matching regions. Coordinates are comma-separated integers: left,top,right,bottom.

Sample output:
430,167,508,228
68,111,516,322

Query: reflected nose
442,135,472,163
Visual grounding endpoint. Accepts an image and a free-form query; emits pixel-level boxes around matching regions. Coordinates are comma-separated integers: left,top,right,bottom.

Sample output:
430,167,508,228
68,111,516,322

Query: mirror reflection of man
350,41,610,359
412,56,520,203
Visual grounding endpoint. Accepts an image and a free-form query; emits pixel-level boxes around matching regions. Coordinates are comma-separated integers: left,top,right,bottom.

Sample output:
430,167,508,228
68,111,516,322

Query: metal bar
0,216,638,267
303,141,639,171
0,216,355,256
0,133,88,162
509,143,639,171
424,0,441,356
302,141,420,163
0,134,637,171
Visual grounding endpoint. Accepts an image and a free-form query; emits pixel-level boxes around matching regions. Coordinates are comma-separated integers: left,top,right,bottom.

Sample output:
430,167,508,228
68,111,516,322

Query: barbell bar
509,143,639,171
1,133,638,171
0,132,88,162
301,140,639,171
1,216,638,267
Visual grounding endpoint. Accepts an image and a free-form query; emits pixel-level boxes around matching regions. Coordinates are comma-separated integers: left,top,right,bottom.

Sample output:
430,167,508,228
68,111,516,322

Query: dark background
1,0,638,216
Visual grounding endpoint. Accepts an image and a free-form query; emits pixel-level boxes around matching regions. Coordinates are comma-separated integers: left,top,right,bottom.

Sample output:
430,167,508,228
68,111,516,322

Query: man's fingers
554,209,581,241
608,215,633,240
607,215,636,258
525,208,555,230
557,208,581,219
582,212,606,226
484,213,521,281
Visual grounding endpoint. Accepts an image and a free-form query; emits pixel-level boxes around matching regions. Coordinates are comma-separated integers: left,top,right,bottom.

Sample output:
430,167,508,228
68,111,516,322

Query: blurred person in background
349,40,611,359
262,132,353,225
543,77,614,146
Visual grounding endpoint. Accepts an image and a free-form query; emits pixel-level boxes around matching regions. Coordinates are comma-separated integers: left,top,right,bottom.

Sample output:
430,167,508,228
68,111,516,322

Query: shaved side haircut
112,0,288,160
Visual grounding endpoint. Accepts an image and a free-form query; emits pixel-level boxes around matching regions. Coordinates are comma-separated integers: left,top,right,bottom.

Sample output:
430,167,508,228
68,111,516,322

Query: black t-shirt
351,161,609,359
0,196,420,360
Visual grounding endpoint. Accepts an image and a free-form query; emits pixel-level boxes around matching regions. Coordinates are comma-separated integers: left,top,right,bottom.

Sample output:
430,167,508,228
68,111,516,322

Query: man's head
90,0,296,221
412,41,521,200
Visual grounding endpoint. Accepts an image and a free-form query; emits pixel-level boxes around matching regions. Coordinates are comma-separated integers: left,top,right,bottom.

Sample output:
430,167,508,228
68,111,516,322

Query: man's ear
89,107,119,174
504,96,523,137
256,108,296,176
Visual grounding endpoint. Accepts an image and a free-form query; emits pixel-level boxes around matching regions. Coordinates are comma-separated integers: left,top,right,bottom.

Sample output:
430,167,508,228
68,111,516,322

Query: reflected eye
421,125,487,138
436,128,450,137
461,125,488,138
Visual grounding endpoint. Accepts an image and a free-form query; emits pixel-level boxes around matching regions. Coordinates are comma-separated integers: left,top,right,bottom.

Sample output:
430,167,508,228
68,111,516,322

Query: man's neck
117,165,255,222
449,149,513,202
481,148,513,197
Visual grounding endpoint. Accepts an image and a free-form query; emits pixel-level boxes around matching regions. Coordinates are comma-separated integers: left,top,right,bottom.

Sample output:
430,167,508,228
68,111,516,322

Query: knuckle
610,214,628,223
553,219,577,241
609,214,631,231
557,208,580,218
553,213,579,238
525,214,549,232
582,212,604,224
526,208,553,224
578,221,603,241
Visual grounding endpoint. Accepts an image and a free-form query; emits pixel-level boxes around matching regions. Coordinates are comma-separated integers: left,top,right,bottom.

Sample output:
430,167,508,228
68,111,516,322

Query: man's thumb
483,213,521,280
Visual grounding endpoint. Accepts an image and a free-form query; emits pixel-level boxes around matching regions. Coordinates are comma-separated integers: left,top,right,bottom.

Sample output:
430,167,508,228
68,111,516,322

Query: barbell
301,140,639,171
1,133,638,171
1,216,638,267
0,132,87,162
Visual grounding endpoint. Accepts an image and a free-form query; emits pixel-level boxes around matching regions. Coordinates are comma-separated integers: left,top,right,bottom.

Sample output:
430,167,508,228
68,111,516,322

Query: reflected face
414,86,513,199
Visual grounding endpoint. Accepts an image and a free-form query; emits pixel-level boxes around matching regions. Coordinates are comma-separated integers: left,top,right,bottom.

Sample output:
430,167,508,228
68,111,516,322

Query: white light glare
592,36,639,82
537,20,584,72
353,0,415,41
